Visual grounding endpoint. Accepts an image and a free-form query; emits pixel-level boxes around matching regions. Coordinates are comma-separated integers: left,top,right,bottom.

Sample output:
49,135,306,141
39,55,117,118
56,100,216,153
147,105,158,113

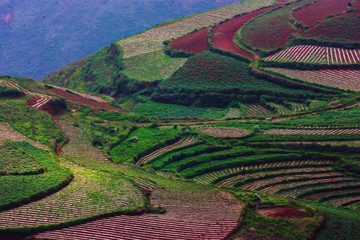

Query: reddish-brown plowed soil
170,28,210,54
26,96,40,107
49,89,125,112
258,207,306,218
212,7,275,59
303,188,360,201
293,0,352,27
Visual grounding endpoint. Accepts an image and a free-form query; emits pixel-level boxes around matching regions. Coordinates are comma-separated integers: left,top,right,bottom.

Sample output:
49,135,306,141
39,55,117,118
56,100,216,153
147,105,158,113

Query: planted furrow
195,160,333,185
33,185,243,240
217,167,334,188
276,180,360,198
241,172,342,191
323,196,360,207
137,137,196,165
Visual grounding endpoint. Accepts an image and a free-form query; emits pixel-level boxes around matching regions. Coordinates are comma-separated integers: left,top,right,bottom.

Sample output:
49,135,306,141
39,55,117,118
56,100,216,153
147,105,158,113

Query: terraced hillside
2,0,360,239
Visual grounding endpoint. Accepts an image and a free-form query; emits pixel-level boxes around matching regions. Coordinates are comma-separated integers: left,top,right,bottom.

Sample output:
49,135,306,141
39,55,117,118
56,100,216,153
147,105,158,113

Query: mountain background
0,0,242,80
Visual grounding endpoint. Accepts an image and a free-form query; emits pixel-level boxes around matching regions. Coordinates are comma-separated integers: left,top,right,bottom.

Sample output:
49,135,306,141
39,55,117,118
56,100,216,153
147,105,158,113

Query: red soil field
258,207,306,218
293,0,352,27
25,96,40,107
212,0,287,58
212,9,270,58
170,28,210,54
49,89,125,112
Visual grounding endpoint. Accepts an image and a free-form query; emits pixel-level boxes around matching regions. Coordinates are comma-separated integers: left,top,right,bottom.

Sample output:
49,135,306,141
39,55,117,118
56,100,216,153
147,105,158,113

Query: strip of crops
217,166,334,187
148,144,213,170
137,137,197,165
266,67,360,91
264,45,360,64
160,146,252,173
194,159,334,185
181,153,305,179
292,0,352,27
277,180,360,198
162,51,313,95
110,127,181,163
320,192,360,206
264,128,360,135
241,172,342,190
33,181,242,240
0,162,144,229
196,127,251,138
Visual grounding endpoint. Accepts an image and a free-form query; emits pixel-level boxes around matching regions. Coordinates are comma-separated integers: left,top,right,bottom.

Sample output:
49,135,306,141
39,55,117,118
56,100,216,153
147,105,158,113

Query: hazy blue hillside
0,0,241,80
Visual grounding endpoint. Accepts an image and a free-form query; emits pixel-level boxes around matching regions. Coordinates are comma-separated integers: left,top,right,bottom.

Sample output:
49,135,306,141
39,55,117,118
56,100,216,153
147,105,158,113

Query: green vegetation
110,126,182,163
161,52,310,93
232,192,323,240
131,96,227,119
302,201,360,240
0,141,45,175
0,142,71,210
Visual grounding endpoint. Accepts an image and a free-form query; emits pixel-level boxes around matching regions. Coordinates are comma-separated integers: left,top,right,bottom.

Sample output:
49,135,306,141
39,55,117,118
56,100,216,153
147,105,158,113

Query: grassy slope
0,98,66,148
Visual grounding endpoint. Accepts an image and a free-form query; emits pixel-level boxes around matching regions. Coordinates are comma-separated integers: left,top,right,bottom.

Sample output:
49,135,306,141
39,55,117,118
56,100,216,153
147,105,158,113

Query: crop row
196,127,251,138
266,67,360,91
193,159,333,185
298,125,360,129
241,172,343,191
265,45,360,65
277,181,360,198
322,195,360,207
0,162,143,229
136,137,197,165
268,103,291,115
33,183,242,240
216,166,334,187
264,128,360,135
